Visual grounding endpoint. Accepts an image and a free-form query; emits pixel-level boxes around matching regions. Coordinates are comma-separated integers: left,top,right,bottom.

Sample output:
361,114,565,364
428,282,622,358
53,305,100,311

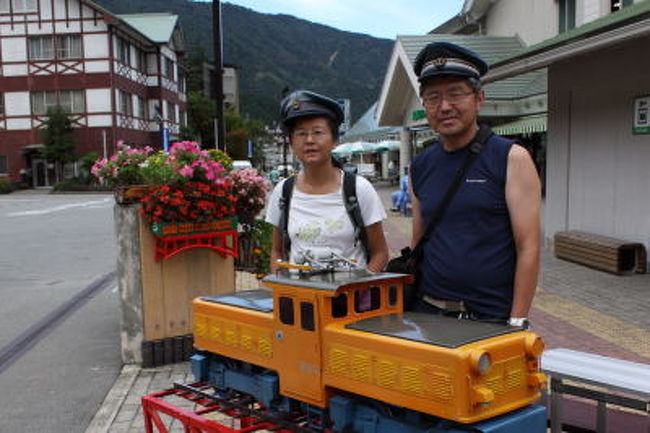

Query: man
409,42,541,327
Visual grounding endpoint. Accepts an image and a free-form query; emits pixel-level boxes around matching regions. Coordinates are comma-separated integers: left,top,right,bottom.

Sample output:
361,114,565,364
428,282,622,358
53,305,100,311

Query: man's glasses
292,129,328,141
421,90,476,108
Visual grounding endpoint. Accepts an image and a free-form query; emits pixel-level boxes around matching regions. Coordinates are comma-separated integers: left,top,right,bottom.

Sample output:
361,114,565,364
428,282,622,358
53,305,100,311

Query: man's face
420,76,484,140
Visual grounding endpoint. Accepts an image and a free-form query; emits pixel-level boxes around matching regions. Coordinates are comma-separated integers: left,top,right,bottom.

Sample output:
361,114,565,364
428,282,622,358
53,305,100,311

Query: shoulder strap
411,124,492,261
342,171,370,261
278,176,295,260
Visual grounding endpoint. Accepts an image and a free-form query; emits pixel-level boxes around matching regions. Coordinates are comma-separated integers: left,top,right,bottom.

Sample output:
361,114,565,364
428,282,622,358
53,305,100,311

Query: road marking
0,272,116,375
6,198,112,217
534,288,650,359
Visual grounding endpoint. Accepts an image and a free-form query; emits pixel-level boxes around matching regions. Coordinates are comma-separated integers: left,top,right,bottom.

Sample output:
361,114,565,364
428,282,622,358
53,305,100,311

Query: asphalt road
0,191,121,433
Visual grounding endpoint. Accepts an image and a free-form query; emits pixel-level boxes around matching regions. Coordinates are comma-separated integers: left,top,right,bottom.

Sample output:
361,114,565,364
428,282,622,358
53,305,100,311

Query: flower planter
149,218,239,262
150,218,237,237
114,185,151,205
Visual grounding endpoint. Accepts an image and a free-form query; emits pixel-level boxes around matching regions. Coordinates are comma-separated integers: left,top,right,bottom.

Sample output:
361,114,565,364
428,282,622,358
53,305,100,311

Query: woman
266,90,389,272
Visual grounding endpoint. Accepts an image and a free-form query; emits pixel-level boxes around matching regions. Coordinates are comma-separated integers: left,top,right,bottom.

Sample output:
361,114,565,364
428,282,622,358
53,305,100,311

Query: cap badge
433,57,447,68
291,99,301,111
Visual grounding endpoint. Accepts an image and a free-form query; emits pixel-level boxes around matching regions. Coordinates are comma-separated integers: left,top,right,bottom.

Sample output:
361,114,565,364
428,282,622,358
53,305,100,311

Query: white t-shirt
265,172,386,267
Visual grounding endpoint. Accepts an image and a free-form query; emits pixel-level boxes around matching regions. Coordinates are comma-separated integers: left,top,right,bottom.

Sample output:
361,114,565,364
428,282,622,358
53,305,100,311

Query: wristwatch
508,317,530,329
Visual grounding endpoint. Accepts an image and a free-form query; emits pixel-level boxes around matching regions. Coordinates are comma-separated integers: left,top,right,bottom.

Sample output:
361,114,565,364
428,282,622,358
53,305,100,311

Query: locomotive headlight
524,334,544,359
470,350,491,375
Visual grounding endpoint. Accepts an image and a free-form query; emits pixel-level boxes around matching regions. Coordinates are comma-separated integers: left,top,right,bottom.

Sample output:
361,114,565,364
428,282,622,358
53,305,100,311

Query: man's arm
505,145,542,318
410,174,425,248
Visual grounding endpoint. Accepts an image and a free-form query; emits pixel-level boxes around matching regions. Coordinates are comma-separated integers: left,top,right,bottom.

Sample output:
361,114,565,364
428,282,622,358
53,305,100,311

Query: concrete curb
84,364,141,433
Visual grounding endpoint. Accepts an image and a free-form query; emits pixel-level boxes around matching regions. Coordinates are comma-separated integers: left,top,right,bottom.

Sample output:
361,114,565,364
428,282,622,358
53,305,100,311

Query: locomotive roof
262,270,411,293
346,313,518,348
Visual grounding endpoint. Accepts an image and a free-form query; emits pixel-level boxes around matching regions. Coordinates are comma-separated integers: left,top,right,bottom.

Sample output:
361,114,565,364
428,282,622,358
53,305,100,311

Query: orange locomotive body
192,269,546,431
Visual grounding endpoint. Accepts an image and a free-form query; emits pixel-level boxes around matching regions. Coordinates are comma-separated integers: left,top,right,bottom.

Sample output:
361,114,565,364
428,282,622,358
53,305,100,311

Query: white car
232,160,253,170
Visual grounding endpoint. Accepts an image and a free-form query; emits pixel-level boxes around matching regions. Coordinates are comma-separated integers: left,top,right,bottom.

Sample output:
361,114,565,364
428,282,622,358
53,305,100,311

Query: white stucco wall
86,89,112,113
5,92,31,117
484,0,558,45
1,37,26,62
85,34,109,58
546,36,650,250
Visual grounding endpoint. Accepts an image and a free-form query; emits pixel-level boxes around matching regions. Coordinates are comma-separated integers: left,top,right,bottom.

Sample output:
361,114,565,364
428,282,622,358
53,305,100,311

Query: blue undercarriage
191,352,547,433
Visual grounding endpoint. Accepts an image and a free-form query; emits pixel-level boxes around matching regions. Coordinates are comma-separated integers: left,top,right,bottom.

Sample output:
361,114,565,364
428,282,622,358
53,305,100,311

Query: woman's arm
269,226,284,272
365,221,389,272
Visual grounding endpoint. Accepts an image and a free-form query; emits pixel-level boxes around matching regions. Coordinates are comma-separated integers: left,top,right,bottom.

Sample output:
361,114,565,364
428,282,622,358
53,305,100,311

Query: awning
492,114,547,135
21,144,45,154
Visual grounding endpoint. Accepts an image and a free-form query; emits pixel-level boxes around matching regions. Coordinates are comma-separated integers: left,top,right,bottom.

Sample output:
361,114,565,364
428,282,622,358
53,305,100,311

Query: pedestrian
390,166,410,214
266,90,389,273
408,42,541,327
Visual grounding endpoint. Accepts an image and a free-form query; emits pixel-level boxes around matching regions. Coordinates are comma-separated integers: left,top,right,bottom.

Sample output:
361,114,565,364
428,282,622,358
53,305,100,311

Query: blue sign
247,139,253,158
162,127,170,152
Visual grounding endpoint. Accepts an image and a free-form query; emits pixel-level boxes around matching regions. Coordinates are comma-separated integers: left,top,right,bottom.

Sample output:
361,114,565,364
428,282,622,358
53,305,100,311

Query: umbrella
332,142,354,155
333,141,375,155
372,140,401,152
347,141,376,154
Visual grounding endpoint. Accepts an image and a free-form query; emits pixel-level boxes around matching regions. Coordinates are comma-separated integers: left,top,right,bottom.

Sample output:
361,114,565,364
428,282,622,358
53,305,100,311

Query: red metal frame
154,230,238,262
141,384,293,433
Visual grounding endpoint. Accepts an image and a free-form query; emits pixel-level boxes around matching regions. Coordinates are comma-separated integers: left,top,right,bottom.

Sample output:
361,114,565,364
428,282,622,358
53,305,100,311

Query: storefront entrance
32,158,56,188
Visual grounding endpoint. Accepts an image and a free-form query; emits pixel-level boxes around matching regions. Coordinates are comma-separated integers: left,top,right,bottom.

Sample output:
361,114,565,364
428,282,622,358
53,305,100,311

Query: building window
179,109,186,127
137,96,146,119
28,36,54,60
0,93,4,116
167,102,175,123
56,35,82,59
611,0,633,12
119,91,133,116
559,0,576,33
136,50,147,74
164,57,174,80
31,90,84,115
58,90,84,113
28,35,82,60
1,0,37,13
117,38,130,66
0,156,7,174
178,70,186,93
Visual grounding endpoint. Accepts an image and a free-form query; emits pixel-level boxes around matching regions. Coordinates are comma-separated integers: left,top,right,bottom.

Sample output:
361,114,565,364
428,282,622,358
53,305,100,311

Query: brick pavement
86,182,649,433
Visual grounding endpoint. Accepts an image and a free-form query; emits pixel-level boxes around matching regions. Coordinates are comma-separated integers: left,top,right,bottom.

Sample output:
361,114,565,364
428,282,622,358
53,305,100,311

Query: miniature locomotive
191,266,547,433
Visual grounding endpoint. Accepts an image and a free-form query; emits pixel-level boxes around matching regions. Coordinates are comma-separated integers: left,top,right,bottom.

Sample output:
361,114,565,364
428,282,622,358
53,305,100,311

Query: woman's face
289,116,337,167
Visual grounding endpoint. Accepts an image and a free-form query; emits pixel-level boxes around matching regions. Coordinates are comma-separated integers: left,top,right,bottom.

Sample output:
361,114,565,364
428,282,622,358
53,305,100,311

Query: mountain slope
94,0,394,124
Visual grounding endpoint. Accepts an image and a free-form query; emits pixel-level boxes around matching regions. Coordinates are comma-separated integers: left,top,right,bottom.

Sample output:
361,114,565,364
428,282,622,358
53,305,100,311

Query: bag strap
278,176,295,260
411,124,492,261
342,171,369,261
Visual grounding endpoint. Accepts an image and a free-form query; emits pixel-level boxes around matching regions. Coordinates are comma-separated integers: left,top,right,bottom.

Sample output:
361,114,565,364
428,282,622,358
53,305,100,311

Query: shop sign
633,95,650,134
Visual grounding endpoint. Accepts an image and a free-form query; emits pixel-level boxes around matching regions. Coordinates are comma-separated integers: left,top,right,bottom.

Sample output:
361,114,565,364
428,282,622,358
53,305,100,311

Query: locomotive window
354,286,381,313
300,302,315,331
388,285,398,306
279,297,294,325
331,293,348,318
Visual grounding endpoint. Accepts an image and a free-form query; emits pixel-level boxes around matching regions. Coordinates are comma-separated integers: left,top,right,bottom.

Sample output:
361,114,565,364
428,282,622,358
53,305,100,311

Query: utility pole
212,0,225,151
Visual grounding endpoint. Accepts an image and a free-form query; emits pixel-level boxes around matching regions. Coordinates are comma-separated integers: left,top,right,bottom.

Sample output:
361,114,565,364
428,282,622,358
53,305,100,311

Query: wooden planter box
115,203,236,365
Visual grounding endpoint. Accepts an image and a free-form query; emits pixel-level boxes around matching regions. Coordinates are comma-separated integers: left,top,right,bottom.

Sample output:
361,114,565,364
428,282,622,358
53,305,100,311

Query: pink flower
178,165,194,178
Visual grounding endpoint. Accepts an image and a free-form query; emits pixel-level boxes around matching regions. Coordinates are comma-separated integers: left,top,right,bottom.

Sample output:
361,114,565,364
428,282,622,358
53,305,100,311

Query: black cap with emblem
414,41,488,83
279,90,344,132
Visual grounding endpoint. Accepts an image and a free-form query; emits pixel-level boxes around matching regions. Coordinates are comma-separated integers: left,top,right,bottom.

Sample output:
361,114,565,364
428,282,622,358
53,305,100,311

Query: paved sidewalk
86,182,649,433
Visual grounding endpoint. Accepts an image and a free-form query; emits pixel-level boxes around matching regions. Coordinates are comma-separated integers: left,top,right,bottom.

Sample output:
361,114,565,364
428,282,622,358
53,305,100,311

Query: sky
216,0,465,40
